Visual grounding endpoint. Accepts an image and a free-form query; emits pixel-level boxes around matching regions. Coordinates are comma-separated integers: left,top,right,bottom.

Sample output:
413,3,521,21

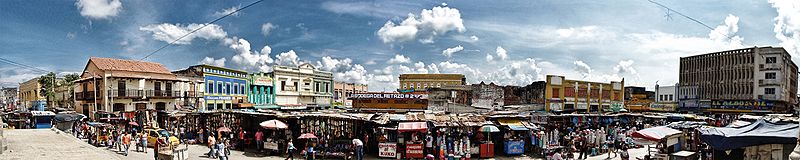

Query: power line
647,0,738,41
140,0,265,60
0,57,50,73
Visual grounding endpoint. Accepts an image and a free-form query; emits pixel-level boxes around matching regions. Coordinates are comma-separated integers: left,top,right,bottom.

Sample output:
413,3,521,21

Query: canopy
631,126,682,141
217,127,232,132
507,125,529,131
298,133,318,139
53,113,85,122
398,122,427,132
479,125,500,133
726,120,752,128
260,120,288,129
699,119,798,150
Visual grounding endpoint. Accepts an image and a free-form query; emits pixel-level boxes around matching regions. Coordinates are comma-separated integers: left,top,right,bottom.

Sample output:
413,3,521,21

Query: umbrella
479,125,500,133
260,120,288,129
298,133,318,139
128,121,139,126
217,127,232,132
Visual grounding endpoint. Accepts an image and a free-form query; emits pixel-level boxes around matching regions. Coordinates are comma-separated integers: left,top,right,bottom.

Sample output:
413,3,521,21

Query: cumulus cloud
275,50,301,67
200,57,226,67
485,54,494,62
261,23,276,36
377,6,465,43
573,60,593,78
75,0,122,19
709,14,743,47
441,45,464,57
315,56,368,84
228,38,275,72
613,60,637,75
139,23,228,44
387,54,411,64
769,0,800,62
495,46,508,60
213,6,240,17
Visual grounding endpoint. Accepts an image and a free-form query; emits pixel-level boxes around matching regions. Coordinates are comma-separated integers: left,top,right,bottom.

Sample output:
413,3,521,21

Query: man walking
141,133,148,153
352,138,364,160
255,129,264,152
207,134,217,159
122,132,131,156
286,139,296,160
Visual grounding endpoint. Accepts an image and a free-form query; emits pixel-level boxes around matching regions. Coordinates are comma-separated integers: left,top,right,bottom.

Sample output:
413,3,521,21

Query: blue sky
1,0,799,91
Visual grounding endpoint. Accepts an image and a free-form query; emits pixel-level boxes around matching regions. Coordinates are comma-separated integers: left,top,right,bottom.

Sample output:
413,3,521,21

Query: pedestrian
207,134,217,158
619,146,629,160
154,137,164,160
305,144,315,160
286,139,296,160
117,129,124,152
255,129,264,152
122,132,131,156
141,133,148,154
238,129,245,151
217,139,228,160
352,138,364,160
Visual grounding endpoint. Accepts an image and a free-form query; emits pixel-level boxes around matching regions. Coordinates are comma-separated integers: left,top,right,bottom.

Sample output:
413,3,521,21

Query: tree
63,73,79,84
38,72,56,109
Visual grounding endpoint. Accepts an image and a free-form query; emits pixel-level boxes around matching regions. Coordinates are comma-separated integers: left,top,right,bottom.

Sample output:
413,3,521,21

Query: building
651,85,678,112
174,65,248,111
471,82,504,109
53,83,73,109
171,67,206,111
248,72,275,109
502,81,546,106
544,75,624,113
19,77,45,111
399,74,465,91
679,46,798,113
623,86,654,112
351,92,428,112
333,81,368,107
427,85,473,113
272,64,333,109
0,87,18,111
74,57,185,119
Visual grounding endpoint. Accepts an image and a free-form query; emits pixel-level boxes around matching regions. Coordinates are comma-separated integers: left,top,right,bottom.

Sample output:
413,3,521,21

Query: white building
655,84,678,103
272,64,333,109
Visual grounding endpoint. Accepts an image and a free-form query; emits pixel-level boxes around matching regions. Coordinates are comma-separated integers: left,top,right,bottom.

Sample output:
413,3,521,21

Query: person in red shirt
255,129,264,152
238,129,246,151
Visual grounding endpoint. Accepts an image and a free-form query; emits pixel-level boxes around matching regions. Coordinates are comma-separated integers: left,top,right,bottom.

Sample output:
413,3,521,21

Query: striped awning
398,122,427,132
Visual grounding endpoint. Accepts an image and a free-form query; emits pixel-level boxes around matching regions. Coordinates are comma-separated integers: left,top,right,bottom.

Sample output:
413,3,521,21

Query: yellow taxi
144,128,180,147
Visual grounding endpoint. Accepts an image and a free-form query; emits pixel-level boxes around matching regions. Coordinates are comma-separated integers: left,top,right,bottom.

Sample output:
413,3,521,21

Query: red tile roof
89,57,172,74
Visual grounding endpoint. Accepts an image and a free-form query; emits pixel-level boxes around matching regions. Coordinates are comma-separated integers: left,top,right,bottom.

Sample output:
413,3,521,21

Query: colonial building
399,74,465,91
544,75,624,113
74,57,184,119
502,81,546,106
428,85,474,113
248,72,275,109
333,81,368,107
19,77,45,111
171,67,206,111
174,65,248,111
679,46,798,113
272,64,333,109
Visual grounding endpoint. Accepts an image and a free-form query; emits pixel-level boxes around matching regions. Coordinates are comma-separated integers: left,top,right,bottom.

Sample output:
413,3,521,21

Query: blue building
175,65,249,111
248,72,276,109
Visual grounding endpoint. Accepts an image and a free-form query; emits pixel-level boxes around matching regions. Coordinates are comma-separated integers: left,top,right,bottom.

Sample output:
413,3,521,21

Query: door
136,103,146,110
154,82,162,97
118,80,126,97
156,102,166,111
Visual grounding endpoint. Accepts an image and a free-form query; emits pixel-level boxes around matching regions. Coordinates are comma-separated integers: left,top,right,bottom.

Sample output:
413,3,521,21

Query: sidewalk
1,129,120,160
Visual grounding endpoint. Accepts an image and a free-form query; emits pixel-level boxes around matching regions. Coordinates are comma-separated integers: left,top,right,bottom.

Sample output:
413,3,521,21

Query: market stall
497,118,528,156
698,119,798,160
631,126,683,159
478,125,499,158
397,122,427,159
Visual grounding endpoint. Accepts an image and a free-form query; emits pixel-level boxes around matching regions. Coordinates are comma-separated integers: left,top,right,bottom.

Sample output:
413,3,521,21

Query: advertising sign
504,140,525,155
406,143,424,158
205,96,232,100
379,143,396,158
252,76,273,86
709,100,774,111
351,93,427,99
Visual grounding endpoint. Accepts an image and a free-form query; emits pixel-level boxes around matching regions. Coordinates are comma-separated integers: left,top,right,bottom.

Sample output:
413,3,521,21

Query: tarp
398,122,427,132
631,126,682,141
725,120,752,128
699,119,798,150
507,125,529,131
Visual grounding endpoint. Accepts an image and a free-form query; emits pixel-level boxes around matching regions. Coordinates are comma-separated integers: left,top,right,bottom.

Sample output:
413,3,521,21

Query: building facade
1,87,18,111
679,46,798,113
399,74,466,91
74,57,184,119
351,92,428,112
175,65,248,111
272,64,333,109
333,81,368,107
652,85,678,112
248,72,275,109
171,68,206,111
19,77,45,111
544,75,624,113
623,86,654,112
471,82,504,109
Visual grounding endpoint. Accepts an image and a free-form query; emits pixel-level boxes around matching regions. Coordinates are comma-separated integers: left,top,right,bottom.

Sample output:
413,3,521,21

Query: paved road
1,129,120,160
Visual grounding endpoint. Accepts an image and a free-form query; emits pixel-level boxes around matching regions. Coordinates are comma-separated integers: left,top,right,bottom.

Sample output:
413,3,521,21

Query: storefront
497,118,528,156
397,122,427,159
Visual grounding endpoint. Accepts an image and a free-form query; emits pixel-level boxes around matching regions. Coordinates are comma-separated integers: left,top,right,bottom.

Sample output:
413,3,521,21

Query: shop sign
708,100,774,110
379,143,397,158
406,143,424,158
351,93,428,99
649,103,677,111
504,140,525,155
252,76,273,86
549,103,562,111
205,96,232,100
576,103,588,110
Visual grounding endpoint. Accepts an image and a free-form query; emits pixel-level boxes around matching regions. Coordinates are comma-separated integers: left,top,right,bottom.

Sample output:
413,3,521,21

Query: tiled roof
89,57,172,74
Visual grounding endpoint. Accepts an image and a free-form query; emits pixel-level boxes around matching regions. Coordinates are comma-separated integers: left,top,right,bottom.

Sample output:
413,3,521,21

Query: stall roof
507,125,529,131
631,126,682,141
699,119,798,150
398,122,427,132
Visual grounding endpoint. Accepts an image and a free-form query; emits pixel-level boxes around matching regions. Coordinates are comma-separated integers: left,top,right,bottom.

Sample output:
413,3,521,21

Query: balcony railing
183,91,205,98
76,91,96,101
145,90,181,98
108,89,144,98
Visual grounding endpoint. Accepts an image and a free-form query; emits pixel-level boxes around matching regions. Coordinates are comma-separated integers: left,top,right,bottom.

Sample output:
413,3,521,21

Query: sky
1,0,799,92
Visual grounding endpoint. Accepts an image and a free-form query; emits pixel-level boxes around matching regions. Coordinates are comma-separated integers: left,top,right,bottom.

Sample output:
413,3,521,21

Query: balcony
75,91,96,101
108,89,144,98
145,90,181,98
183,91,205,98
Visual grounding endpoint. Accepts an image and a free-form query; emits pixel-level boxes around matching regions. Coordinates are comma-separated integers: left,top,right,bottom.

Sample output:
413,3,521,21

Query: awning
699,119,798,150
631,126,682,141
497,118,524,126
507,125,529,131
398,122,427,132
254,104,280,109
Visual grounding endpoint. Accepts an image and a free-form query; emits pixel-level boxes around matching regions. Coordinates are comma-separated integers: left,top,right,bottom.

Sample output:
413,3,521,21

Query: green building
248,72,276,109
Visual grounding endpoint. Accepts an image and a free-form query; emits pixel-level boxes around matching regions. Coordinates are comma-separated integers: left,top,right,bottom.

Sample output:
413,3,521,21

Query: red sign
406,143,424,158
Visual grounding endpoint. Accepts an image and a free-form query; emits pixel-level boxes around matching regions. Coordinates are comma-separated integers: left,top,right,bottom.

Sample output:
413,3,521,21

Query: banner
505,140,525,155
379,143,396,158
406,143,424,158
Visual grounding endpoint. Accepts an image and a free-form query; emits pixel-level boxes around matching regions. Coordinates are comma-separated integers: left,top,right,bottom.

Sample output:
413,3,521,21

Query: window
294,82,299,91
241,85,245,95
766,57,777,63
208,80,214,93
233,83,238,94
765,88,775,94
281,81,286,91
669,95,673,101
765,72,776,79
552,88,560,98
403,83,407,88
217,82,223,94
226,83,231,94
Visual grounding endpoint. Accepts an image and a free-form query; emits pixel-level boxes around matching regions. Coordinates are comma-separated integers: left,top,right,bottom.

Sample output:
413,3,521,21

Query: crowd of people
544,119,668,160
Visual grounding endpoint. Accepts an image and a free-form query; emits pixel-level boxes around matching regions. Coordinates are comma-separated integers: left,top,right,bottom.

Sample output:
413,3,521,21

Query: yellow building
399,74,465,91
544,75,624,113
19,77,46,110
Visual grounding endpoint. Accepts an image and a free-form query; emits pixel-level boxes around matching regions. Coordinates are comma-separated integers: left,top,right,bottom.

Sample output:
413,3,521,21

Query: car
144,128,180,147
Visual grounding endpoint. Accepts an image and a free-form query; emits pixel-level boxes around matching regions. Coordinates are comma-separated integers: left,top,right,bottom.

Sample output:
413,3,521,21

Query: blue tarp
698,119,798,150
507,125,529,131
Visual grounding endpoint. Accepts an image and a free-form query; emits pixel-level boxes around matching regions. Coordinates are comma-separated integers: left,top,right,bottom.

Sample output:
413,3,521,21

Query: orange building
544,75,624,113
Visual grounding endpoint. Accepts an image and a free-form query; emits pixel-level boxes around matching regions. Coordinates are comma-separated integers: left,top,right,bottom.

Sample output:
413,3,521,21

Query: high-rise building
679,46,798,113
544,75,624,113
398,74,465,91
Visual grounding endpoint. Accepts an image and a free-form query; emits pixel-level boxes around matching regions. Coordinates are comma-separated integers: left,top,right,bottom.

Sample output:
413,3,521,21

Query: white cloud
495,46,508,60
485,54,494,62
139,23,228,44
470,35,479,41
387,54,411,64
377,6,465,43
709,14,743,47
261,23,276,36
275,50,301,67
315,56,368,84
229,38,275,72
200,57,226,67
573,60,593,78
441,45,464,57
486,58,544,86
75,0,122,19
213,6,240,17
769,0,800,62
613,60,637,75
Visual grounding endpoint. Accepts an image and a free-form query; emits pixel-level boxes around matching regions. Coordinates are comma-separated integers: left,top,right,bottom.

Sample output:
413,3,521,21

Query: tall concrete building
679,46,798,113
0,87,18,111
399,74,465,91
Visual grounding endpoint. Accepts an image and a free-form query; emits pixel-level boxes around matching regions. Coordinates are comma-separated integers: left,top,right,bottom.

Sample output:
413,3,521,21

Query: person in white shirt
352,138,364,160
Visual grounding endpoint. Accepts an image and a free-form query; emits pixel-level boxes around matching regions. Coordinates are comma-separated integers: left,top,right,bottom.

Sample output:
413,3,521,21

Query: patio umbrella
298,133,318,139
479,125,500,133
217,126,232,132
260,120,288,129
128,121,139,126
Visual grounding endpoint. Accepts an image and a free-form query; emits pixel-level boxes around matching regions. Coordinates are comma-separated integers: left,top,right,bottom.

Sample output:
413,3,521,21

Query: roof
89,57,172,74
399,74,465,80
